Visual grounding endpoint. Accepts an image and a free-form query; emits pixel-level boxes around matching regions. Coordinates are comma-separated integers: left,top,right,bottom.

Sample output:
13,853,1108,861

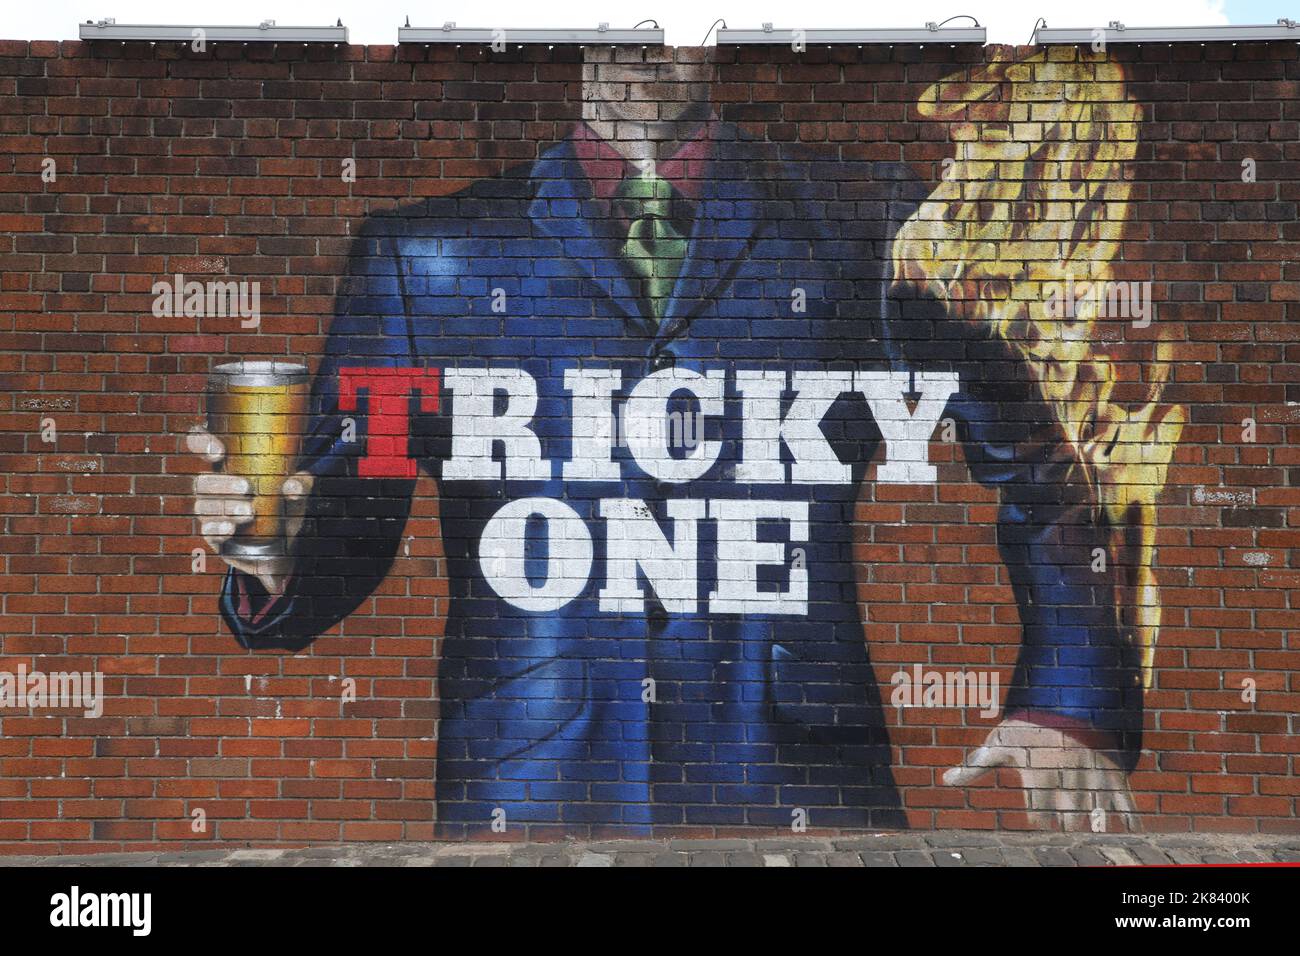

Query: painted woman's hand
944,718,1139,832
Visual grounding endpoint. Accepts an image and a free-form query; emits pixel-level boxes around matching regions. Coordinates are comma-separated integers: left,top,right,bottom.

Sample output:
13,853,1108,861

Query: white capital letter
857,370,958,484
625,368,722,483
563,367,622,481
708,499,808,615
599,498,704,614
442,368,550,481
736,369,853,484
479,497,592,611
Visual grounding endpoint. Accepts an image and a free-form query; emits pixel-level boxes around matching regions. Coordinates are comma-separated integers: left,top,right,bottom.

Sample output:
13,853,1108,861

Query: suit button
651,352,675,370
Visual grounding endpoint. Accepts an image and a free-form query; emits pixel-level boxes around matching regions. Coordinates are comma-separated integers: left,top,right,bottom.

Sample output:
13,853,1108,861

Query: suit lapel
654,140,770,349
526,141,651,330
526,133,773,347
650,134,769,348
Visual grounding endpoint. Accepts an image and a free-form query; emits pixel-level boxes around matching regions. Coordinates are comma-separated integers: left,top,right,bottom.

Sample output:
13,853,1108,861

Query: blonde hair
891,50,1186,686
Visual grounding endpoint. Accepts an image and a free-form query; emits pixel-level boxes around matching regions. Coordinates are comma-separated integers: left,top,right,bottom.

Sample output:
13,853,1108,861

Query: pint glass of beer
206,360,311,559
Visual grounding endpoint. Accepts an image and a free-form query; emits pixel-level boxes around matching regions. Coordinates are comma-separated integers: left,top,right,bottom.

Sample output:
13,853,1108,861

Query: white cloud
3,0,1232,45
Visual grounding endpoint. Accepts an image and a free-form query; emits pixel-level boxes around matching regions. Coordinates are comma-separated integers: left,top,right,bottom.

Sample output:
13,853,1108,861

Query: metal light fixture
397,22,665,44
1032,19,1300,44
715,22,987,44
78,18,349,42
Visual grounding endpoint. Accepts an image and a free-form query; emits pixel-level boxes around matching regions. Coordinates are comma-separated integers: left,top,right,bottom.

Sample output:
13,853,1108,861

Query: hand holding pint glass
190,361,314,595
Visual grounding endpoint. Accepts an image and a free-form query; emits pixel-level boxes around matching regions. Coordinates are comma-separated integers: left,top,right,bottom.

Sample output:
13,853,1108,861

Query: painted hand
188,426,313,596
943,717,1139,832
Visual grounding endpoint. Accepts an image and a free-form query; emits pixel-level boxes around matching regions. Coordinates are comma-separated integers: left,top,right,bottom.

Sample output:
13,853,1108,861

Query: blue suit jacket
221,129,1143,830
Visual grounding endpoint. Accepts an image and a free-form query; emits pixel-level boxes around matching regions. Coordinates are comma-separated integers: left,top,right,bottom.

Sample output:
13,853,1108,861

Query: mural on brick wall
187,47,1188,833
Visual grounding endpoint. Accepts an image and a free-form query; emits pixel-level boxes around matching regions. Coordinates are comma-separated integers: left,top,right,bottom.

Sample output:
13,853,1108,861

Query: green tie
615,173,691,327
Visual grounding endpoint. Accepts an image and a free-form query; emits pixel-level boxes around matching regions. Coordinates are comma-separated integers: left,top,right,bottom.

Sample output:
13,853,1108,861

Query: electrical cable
700,18,727,45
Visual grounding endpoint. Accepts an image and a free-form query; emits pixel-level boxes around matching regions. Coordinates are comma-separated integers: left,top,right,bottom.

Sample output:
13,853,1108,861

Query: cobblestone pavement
2,832,1298,867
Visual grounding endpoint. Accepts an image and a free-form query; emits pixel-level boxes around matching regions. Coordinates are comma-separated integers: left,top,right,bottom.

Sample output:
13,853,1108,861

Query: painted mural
189,48,1186,833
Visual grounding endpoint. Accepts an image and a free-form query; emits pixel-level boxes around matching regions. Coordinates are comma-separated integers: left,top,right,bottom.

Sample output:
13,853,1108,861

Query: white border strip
78,21,349,42
716,27,987,44
397,26,665,44
1033,21,1299,44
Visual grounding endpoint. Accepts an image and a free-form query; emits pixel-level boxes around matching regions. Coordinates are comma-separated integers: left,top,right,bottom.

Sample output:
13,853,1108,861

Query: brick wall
0,37,1296,853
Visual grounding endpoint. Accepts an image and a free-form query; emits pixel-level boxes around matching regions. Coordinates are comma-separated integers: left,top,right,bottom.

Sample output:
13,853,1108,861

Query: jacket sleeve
881,170,1144,769
945,376,1144,770
221,215,425,651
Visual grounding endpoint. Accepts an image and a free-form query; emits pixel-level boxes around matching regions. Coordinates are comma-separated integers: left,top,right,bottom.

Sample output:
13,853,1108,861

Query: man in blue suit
191,50,1143,832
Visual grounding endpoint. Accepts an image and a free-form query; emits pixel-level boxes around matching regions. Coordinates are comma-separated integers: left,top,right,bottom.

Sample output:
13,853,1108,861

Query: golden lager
206,360,310,558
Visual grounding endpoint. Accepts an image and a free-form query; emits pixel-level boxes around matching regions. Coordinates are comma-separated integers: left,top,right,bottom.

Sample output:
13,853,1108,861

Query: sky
1,0,1297,45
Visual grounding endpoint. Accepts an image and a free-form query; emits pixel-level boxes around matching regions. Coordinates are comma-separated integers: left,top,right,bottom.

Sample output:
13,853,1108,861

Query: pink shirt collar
570,121,714,202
